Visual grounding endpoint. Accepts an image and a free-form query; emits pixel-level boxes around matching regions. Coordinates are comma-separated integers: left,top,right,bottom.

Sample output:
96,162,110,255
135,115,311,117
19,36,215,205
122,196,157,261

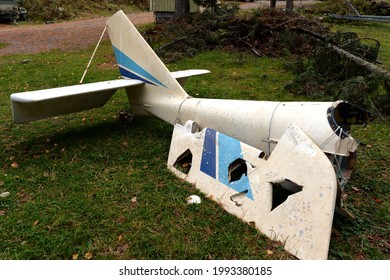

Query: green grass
171,51,296,101
0,35,389,259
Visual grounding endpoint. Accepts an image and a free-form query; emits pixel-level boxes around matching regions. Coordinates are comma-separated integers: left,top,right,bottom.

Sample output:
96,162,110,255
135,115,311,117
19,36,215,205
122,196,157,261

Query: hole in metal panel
173,149,193,175
259,151,266,159
230,190,249,207
271,179,303,211
228,158,248,183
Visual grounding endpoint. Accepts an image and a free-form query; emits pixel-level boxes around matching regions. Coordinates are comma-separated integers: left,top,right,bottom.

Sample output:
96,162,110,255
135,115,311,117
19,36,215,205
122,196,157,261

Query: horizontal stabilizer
10,70,209,124
171,69,210,86
11,79,143,124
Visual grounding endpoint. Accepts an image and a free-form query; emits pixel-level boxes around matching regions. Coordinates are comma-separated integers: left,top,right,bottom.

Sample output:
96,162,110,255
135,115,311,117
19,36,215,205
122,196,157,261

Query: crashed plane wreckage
9,11,374,260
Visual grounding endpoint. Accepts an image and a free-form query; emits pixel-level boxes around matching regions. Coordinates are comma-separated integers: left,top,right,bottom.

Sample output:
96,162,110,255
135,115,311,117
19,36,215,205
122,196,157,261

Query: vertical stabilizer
106,11,189,123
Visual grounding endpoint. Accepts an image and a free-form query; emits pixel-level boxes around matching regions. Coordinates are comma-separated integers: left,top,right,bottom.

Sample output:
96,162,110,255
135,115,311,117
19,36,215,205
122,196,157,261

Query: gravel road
0,12,154,56
0,1,317,56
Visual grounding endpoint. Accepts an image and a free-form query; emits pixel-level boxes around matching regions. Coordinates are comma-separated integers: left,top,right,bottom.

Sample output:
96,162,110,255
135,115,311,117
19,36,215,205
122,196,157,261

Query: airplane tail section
10,10,208,124
106,10,191,124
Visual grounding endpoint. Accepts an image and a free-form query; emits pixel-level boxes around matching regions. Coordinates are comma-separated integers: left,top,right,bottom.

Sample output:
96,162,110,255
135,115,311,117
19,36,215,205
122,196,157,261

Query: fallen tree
145,4,390,115
296,27,390,82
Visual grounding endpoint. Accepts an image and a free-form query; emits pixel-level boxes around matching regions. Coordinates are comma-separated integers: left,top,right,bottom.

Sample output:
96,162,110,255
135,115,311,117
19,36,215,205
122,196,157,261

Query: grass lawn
0,26,389,259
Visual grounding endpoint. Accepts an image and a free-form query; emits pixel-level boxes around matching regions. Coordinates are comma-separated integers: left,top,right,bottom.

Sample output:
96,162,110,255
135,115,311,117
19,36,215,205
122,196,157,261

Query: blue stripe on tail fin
112,46,167,88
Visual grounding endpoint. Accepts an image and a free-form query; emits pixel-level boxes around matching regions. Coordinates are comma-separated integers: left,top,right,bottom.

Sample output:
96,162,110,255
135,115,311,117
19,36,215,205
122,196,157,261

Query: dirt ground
0,12,154,56
0,1,317,56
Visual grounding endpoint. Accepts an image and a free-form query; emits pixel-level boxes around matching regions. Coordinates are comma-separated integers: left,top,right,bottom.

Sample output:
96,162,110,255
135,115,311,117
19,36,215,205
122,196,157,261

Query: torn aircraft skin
9,10,374,259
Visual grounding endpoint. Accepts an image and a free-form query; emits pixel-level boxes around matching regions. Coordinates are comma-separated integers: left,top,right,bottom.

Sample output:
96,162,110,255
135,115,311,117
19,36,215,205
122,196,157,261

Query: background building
150,0,199,23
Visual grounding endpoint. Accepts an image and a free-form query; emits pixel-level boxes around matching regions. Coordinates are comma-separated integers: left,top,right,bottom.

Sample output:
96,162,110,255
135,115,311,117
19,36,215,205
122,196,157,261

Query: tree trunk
175,0,190,19
270,0,277,8
297,27,390,81
286,0,294,12
331,45,390,81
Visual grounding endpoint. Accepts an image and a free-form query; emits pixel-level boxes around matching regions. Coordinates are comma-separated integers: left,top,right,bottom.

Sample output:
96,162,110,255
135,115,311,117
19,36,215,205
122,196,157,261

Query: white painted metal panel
168,121,338,259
